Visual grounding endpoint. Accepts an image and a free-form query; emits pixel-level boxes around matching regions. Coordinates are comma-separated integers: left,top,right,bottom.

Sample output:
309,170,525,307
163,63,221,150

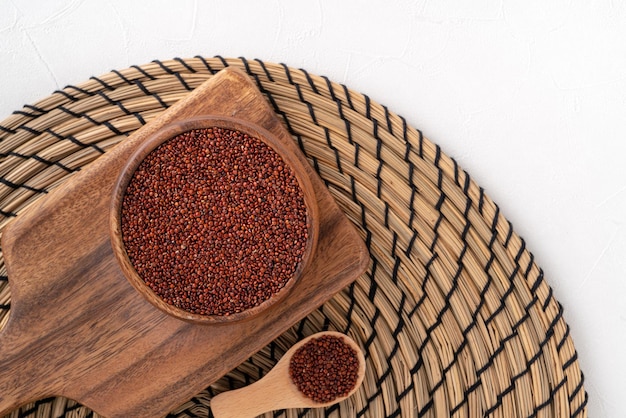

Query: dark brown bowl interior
110,115,319,324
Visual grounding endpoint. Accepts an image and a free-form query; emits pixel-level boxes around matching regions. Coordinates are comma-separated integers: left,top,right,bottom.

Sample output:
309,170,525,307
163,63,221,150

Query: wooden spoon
211,331,366,418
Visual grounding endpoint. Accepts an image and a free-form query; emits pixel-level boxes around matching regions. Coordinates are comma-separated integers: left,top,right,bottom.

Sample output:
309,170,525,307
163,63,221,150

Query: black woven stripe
562,351,579,371
0,177,47,194
387,407,402,418
0,303,10,309
524,251,535,278
65,83,93,97
350,175,358,202
12,109,41,118
269,339,279,363
0,124,16,134
374,120,384,198
342,281,357,334
253,86,300,147
322,75,338,103
364,94,371,120
382,104,393,135
152,59,192,91
97,91,132,115
430,204,444,253
0,275,8,281
375,361,394,389
397,379,415,403
323,127,343,173
543,286,554,311
450,379,483,416
64,402,84,413
403,128,413,162
342,83,355,110
490,204,500,235
436,165,444,190
387,292,407,356
321,307,331,331
362,309,380,358
134,80,169,109
111,69,134,85
254,58,274,82
417,398,434,418
515,238,527,264
194,55,218,74
238,57,257,80
294,83,318,125
324,403,340,417
45,128,105,155
391,231,399,258
452,157,460,186
280,62,295,86
478,186,486,215
214,55,229,68
17,397,56,417
0,208,16,217
458,166,468,195
174,57,197,73
295,316,308,340
336,98,354,145
405,229,418,257
526,377,568,418
367,266,379,301
24,104,47,114
358,386,384,417
504,219,514,248
571,391,589,418
300,67,320,95
31,154,77,173
407,187,418,232
530,269,545,293
89,75,115,91
97,91,147,126
53,88,80,102
131,64,157,80
348,137,357,168
556,324,571,352
568,371,585,402
17,124,42,136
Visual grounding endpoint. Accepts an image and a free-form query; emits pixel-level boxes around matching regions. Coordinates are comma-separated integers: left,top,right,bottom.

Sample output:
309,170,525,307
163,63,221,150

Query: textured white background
1,1,625,416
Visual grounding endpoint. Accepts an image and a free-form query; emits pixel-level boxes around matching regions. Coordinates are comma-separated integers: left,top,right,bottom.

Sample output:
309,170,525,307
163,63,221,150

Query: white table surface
1,1,624,416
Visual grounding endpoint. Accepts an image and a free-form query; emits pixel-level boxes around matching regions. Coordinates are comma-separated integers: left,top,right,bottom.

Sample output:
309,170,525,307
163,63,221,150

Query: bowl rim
109,115,319,324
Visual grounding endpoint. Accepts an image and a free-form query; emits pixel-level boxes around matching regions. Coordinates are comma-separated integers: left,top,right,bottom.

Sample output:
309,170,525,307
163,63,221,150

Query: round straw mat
0,57,587,418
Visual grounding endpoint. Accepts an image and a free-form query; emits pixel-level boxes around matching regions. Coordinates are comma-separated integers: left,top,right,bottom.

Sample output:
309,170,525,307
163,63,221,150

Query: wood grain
0,68,369,418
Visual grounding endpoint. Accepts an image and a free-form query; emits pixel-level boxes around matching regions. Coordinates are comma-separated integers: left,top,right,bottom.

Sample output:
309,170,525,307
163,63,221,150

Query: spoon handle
210,378,277,418
211,358,305,418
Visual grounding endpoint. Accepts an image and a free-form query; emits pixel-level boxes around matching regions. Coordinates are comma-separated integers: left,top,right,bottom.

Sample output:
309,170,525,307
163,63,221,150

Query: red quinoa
120,127,308,316
289,335,360,403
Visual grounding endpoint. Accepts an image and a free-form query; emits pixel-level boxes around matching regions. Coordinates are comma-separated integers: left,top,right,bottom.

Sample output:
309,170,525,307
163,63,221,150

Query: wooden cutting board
0,67,369,417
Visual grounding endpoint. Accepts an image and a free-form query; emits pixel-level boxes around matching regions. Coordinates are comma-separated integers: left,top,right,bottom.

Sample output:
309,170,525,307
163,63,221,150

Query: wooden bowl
110,116,320,324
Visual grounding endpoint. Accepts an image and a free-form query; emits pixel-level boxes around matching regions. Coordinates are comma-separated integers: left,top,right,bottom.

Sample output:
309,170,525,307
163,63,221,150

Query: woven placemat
0,57,587,418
